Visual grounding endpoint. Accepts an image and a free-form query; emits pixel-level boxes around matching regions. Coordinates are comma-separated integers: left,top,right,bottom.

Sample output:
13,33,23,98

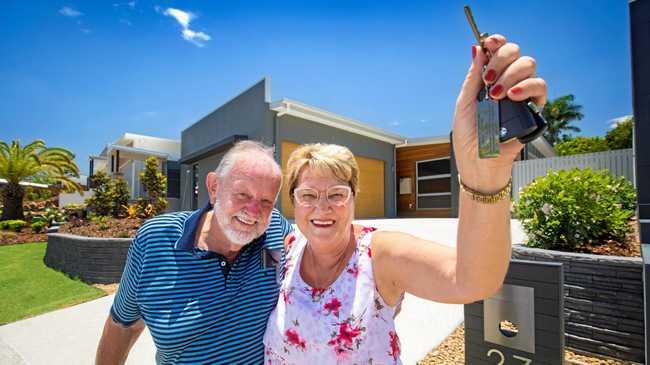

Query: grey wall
277,114,397,217
45,233,132,284
513,245,644,363
180,78,276,211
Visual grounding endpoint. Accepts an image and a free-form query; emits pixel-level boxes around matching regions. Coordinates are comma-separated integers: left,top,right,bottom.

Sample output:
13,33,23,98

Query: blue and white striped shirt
111,202,291,364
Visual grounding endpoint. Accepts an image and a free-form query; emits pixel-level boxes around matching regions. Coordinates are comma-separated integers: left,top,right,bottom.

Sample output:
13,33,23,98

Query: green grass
0,242,105,324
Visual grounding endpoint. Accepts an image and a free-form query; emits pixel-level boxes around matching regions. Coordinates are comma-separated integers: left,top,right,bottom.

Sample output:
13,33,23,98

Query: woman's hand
452,34,547,193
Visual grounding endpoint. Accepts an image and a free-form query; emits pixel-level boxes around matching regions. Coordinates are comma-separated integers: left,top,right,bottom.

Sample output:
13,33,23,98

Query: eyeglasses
293,185,352,207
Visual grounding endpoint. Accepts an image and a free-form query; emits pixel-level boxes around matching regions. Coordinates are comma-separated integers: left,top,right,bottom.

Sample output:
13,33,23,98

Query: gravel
417,324,642,365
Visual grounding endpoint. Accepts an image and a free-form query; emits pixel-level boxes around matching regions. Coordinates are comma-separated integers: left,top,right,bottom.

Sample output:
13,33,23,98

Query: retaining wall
45,233,132,284
512,245,644,363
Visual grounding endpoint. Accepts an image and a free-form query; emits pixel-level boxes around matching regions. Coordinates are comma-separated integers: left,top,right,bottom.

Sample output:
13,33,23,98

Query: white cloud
608,115,633,129
119,18,132,26
59,6,83,17
390,121,401,126
162,7,211,47
182,29,211,47
164,8,192,28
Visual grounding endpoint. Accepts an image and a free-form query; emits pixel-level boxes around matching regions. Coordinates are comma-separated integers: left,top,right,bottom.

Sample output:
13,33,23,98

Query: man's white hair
215,140,280,180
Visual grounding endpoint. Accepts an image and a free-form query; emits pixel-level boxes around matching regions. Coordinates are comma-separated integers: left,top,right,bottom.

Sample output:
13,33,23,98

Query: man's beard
214,196,271,246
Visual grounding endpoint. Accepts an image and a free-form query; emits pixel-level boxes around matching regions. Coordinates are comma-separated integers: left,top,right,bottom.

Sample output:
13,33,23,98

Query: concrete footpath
0,219,525,365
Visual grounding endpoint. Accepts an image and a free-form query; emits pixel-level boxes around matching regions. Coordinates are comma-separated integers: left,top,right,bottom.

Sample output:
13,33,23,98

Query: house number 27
487,349,532,364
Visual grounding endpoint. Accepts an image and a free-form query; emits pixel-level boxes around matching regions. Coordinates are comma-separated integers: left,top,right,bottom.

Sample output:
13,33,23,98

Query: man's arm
95,316,145,365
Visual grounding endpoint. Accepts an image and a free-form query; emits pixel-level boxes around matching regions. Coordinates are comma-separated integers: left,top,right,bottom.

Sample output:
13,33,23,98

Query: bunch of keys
464,5,548,159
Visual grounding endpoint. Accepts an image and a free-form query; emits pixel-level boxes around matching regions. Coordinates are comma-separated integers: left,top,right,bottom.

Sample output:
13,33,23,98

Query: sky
1,1,633,175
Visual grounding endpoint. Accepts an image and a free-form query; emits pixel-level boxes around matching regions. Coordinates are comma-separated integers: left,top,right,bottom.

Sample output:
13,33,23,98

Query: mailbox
465,259,564,364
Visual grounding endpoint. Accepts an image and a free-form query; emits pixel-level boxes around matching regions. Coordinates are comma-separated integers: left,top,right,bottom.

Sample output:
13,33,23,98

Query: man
95,141,292,364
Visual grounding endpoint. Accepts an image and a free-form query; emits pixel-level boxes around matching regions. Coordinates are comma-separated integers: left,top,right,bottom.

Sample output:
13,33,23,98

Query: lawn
0,242,106,324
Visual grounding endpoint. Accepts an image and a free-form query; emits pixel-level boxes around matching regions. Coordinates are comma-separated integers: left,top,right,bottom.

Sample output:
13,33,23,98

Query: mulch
0,230,47,245
58,217,144,238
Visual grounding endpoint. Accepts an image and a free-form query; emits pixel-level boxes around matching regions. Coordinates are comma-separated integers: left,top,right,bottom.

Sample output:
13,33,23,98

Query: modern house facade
180,78,555,218
180,78,404,218
89,133,182,211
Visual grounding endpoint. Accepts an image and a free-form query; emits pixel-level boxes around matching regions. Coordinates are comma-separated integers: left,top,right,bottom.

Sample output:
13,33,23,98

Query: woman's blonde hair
286,143,359,201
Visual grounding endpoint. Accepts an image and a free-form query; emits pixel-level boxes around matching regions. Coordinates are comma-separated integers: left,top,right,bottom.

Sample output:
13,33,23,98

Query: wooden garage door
280,141,384,219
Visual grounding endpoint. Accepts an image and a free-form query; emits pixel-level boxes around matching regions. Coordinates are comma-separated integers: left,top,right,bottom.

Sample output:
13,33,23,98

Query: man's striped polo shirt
110,202,291,364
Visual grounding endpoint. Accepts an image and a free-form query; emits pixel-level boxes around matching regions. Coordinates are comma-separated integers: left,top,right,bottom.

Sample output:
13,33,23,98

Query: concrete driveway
0,218,525,365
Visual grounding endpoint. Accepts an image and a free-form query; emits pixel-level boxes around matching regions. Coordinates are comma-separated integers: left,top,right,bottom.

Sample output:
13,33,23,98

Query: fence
512,148,634,201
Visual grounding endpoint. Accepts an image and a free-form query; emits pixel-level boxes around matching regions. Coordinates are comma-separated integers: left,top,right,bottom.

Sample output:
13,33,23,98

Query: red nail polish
484,69,496,82
490,84,503,97
510,87,522,95
471,46,477,59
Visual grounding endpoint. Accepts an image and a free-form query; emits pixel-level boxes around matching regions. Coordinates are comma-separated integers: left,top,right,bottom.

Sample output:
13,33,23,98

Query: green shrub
31,221,47,233
1,220,28,232
554,136,610,156
86,172,114,216
86,173,131,217
138,157,168,217
605,116,634,150
32,208,67,227
514,168,636,251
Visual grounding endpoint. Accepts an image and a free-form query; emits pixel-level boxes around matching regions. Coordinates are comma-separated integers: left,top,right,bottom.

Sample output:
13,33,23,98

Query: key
464,5,500,158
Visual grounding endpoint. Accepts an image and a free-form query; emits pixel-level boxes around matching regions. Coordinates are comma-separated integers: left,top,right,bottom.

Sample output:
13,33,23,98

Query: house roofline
271,98,406,145
396,135,450,148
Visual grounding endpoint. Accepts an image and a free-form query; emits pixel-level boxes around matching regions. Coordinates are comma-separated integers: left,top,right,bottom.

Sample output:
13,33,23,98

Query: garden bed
0,229,47,245
58,216,143,238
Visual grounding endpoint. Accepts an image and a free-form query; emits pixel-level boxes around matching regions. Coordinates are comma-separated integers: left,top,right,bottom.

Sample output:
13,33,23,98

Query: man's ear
206,172,219,204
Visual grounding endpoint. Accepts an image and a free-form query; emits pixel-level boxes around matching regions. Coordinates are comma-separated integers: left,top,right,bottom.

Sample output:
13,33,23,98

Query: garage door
280,141,384,219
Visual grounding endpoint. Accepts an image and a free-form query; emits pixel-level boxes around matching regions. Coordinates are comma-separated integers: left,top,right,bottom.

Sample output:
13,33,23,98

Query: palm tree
542,94,585,145
0,140,82,220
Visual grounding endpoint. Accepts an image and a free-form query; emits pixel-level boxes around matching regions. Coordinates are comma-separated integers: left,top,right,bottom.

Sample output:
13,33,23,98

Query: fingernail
484,69,496,83
490,84,503,97
471,45,477,59
510,87,522,95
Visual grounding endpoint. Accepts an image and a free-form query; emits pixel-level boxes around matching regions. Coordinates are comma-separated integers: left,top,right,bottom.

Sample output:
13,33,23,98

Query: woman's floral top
263,227,402,364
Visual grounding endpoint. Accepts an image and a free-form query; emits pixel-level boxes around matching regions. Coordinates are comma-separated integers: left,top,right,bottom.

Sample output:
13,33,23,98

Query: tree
606,116,634,150
138,157,168,217
86,172,113,216
112,177,130,217
85,173,131,217
0,140,81,220
555,136,610,156
542,94,585,145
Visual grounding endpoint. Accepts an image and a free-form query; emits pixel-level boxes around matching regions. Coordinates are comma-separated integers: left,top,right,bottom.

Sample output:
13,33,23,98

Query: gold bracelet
458,174,512,204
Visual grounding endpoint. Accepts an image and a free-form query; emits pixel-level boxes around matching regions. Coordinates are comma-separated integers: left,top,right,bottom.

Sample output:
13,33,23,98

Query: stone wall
512,245,644,363
45,233,132,284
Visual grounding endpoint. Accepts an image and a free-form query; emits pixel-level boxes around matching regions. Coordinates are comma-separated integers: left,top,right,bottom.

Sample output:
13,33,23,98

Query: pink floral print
263,226,402,364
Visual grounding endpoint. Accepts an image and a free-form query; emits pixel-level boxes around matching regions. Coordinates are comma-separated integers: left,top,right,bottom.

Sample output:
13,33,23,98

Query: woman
263,34,547,364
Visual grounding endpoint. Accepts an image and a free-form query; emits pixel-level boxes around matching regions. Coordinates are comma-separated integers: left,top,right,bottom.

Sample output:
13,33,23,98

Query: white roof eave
271,99,406,145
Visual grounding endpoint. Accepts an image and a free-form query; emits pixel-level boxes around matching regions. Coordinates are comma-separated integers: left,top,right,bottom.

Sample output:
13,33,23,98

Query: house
395,134,555,218
88,133,182,211
180,78,403,218
180,78,555,218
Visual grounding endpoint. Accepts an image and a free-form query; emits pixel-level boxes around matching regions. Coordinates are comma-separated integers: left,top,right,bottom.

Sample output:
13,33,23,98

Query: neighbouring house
179,78,555,218
396,134,556,218
88,133,181,211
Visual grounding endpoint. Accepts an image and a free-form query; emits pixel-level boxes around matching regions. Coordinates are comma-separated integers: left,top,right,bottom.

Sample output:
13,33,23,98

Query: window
416,157,451,209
